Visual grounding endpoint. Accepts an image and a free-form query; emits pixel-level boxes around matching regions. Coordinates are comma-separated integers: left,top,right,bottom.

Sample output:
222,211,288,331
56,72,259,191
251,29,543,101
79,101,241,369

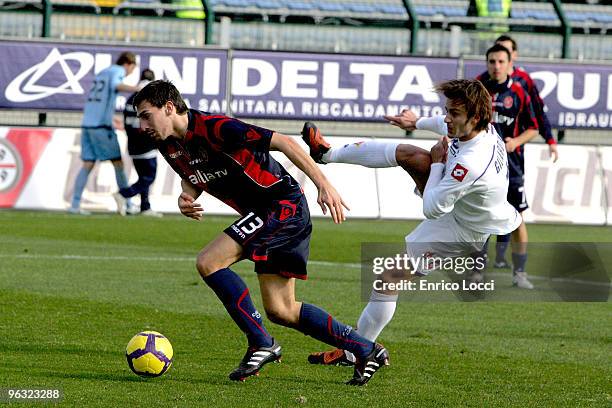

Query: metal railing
1,0,612,58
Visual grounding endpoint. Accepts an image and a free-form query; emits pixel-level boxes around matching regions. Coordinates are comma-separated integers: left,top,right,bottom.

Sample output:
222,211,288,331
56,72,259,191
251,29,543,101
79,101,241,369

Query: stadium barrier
1,127,610,225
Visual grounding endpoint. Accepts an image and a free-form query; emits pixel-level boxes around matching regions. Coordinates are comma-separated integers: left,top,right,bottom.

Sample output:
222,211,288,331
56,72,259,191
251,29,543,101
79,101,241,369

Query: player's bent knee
264,305,299,327
395,144,431,168
195,251,223,277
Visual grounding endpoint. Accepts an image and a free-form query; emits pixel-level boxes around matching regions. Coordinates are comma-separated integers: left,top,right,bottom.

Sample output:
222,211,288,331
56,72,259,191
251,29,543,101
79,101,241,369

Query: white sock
344,291,398,362
322,141,399,167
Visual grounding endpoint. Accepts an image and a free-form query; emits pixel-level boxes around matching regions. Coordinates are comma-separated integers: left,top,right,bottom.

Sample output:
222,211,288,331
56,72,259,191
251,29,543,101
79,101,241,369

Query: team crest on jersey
451,163,468,182
189,147,208,166
503,96,514,109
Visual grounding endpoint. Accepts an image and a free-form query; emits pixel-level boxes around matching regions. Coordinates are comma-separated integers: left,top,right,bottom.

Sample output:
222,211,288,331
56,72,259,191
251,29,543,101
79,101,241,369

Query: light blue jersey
81,65,126,128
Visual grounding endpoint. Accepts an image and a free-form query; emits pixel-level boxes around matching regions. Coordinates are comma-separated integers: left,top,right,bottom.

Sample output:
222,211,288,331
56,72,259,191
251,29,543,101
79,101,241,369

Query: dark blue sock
298,303,374,359
496,234,511,262
512,253,528,273
203,268,273,347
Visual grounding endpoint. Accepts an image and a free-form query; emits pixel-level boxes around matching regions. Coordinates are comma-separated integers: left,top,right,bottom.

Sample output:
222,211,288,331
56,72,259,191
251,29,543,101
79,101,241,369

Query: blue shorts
507,181,528,213
80,127,122,161
224,195,312,280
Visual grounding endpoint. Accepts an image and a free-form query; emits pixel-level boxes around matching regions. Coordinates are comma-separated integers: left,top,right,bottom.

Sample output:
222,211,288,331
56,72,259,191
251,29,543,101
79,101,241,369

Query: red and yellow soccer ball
125,331,173,377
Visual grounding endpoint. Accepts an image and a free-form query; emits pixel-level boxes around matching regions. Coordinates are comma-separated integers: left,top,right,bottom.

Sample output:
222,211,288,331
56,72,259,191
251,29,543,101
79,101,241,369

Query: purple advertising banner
0,40,227,112
464,59,612,129
2,39,610,129
223,51,458,121
0,41,457,122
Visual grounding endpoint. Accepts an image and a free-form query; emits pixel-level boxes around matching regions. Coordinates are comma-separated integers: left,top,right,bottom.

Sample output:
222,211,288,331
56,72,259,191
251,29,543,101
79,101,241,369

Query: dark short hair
486,43,511,61
133,80,188,114
140,68,155,82
435,79,492,133
495,34,517,52
116,51,136,66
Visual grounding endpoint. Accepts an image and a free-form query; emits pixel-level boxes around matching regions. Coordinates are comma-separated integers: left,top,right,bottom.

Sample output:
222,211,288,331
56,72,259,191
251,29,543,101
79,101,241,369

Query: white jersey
416,115,521,235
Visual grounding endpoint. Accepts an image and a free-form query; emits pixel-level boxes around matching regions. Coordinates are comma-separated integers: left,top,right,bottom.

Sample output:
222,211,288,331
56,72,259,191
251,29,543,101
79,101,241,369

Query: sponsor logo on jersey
188,168,228,185
189,147,208,166
451,163,468,182
278,199,297,221
491,111,515,126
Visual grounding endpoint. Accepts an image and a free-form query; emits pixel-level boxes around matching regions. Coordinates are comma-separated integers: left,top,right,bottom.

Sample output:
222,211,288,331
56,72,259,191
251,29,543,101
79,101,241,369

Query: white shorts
405,213,489,275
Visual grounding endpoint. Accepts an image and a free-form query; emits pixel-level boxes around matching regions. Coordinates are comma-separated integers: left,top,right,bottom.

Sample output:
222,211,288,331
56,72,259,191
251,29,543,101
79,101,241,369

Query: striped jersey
158,109,302,214
479,68,555,144
477,75,538,182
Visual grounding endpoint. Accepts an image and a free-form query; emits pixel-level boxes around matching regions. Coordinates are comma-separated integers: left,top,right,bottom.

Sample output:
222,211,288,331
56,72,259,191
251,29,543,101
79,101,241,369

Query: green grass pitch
0,210,610,407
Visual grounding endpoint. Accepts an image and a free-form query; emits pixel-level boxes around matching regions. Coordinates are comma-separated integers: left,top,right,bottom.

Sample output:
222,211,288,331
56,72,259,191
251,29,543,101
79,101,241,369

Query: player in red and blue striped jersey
492,35,559,271
495,35,558,162
133,80,389,385
476,44,539,289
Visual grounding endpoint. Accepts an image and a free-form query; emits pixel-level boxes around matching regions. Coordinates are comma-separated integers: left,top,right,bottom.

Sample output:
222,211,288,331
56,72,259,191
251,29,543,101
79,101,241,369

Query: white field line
0,253,609,288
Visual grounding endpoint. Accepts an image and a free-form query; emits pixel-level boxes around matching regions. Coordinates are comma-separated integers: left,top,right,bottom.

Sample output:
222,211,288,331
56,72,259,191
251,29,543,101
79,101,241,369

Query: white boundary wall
1,127,610,225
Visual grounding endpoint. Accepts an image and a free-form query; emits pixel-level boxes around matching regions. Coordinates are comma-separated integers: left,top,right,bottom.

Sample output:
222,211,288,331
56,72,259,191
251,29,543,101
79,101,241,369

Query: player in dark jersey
476,44,539,289
133,80,389,385
113,68,160,217
491,34,559,270
495,35,558,161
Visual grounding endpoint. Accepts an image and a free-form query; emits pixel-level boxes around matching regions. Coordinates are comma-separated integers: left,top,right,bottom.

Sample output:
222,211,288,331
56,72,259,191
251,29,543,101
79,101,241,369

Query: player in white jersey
304,79,521,366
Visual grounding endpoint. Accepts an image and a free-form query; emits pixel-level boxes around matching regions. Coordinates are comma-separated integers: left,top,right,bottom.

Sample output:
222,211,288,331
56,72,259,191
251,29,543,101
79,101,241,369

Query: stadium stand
3,0,612,59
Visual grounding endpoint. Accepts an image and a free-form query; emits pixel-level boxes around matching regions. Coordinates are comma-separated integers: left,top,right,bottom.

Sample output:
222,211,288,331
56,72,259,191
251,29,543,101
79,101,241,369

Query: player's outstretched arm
384,109,448,136
178,179,204,221
270,133,349,224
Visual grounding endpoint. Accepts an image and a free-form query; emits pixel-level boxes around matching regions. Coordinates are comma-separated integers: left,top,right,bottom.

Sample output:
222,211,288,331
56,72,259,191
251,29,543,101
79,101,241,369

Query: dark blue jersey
478,69,555,145
477,76,538,182
158,109,303,214
511,67,555,144
124,92,157,156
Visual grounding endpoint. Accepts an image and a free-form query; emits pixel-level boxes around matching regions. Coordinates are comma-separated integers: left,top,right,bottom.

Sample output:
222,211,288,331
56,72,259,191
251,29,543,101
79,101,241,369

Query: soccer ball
125,331,174,377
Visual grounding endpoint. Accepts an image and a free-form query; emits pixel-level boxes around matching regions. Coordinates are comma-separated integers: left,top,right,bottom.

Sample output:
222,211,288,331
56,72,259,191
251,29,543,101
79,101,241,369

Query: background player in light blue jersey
69,51,140,215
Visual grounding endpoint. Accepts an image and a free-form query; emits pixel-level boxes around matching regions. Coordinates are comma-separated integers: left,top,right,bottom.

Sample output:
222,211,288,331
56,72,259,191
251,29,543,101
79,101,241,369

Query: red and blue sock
203,268,273,348
298,303,374,359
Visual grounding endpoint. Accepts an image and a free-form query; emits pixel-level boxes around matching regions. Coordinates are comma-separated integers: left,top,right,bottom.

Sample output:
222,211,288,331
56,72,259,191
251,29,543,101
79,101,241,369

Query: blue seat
566,11,588,22
376,4,405,15
315,2,344,12
510,9,529,19
255,0,282,9
224,0,249,7
591,13,612,24
443,7,465,17
415,5,436,16
347,3,377,13
528,10,556,21
539,11,557,21
287,1,312,10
